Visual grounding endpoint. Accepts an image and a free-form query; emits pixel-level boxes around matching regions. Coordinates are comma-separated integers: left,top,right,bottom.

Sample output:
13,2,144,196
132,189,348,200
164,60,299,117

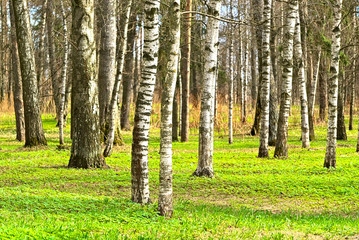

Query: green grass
1,110,359,239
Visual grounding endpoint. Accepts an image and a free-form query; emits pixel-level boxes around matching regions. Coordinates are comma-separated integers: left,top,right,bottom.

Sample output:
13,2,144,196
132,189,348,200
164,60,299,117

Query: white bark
158,0,181,217
324,0,342,168
294,12,310,148
258,0,272,158
228,0,234,145
58,1,69,146
103,0,131,157
131,0,160,203
273,0,297,158
193,0,222,178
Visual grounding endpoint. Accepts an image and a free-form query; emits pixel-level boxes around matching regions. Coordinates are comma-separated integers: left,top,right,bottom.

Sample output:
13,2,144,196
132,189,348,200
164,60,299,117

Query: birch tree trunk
294,13,310,148
58,1,69,146
36,0,47,103
324,0,342,168
273,0,297,158
103,0,131,157
228,0,234,145
308,50,321,140
131,0,160,204
9,0,25,142
98,0,117,136
46,1,60,122
158,0,181,217
172,80,179,141
68,0,107,169
181,0,192,142
193,0,221,178
12,0,47,147
250,0,263,136
121,7,136,131
0,0,8,103
268,0,278,147
258,0,272,158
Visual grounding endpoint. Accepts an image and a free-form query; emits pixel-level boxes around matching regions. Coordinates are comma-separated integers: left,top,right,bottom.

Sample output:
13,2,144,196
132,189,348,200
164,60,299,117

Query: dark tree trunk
68,0,108,169
172,79,179,141
319,59,327,121
120,9,136,131
9,0,25,141
337,71,347,140
12,0,47,147
180,0,192,142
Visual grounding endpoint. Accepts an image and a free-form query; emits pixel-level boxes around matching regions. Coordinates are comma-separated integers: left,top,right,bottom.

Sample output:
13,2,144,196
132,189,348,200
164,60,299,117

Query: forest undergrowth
0,104,359,239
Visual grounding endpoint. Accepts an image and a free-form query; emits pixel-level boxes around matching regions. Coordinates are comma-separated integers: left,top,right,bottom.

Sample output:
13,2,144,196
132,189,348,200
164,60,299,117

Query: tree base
68,155,110,169
25,135,47,147
192,168,214,178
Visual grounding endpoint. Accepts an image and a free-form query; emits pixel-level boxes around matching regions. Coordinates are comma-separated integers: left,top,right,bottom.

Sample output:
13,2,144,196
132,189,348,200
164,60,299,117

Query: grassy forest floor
0,106,359,239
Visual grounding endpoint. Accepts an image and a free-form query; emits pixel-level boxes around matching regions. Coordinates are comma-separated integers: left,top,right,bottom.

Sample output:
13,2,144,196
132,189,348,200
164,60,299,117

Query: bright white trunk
294,13,310,148
131,0,160,203
59,1,68,146
228,1,234,145
193,0,221,178
258,0,272,158
273,0,297,158
103,0,131,157
158,0,181,217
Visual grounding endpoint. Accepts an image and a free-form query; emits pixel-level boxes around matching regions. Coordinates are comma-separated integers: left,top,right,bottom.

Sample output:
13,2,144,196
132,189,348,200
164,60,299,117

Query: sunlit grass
0,105,359,239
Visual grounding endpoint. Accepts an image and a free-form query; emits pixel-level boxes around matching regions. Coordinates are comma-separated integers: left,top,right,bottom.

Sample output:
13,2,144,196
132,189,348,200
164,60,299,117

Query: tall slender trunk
228,0,234,145
98,0,117,135
158,0,180,217
181,0,192,142
258,0,272,158
308,50,321,140
349,46,355,130
1,0,8,103
294,12,309,148
46,1,60,121
324,0,342,168
121,7,136,131
250,0,263,136
319,58,327,121
9,0,25,141
68,0,107,169
193,0,221,178
36,0,47,102
172,79,179,141
58,1,69,146
268,0,278,147
131,0,160,204
273,0,297,158
12,0,47,147
103,0,131,157
337,69,347,140
133,15,142,105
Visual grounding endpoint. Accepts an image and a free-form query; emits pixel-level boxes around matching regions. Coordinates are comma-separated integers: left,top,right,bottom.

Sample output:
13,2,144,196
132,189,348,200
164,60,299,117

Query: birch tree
324,0,342,168
68,0,108,169
273,0,297,158
228,0,234,145
294,13,309,148
158,0,181,217
58,1,69,146
131,0,160,204
12,0,47,147
103,0,132,157
258,0,272,158
308,50,321,141
98,0,117,133
193,0,222,178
